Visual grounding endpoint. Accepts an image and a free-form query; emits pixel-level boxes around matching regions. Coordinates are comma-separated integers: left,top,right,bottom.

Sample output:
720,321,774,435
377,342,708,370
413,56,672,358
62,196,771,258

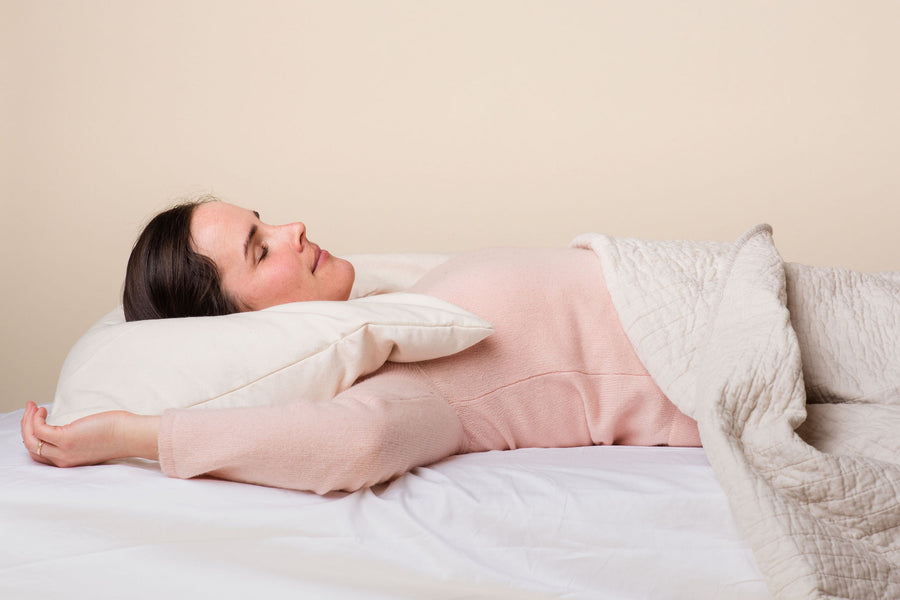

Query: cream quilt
572,225,900,599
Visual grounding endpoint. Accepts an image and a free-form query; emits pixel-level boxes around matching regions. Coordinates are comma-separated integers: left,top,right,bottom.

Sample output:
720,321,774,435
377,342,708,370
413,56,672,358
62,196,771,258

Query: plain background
2,1,899,414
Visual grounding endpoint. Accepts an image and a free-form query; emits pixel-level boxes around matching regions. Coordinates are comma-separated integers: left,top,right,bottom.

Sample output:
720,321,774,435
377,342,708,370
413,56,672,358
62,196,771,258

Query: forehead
190,202,254,267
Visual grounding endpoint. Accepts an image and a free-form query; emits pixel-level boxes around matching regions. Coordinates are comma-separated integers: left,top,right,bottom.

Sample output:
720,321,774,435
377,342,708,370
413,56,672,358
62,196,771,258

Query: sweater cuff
157,410,180,478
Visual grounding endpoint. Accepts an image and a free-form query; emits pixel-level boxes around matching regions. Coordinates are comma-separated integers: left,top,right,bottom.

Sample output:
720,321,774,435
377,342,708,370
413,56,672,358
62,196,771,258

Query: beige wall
3,0,899,413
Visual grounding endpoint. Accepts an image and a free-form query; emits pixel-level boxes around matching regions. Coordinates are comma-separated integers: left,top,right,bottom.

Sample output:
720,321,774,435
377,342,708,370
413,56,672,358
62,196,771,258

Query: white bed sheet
0,407,770,599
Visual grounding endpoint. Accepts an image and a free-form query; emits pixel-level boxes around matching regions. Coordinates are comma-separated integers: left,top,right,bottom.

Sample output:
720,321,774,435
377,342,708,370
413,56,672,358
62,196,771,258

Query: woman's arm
21,401,159,467
158,367,465,494
22,364,465,494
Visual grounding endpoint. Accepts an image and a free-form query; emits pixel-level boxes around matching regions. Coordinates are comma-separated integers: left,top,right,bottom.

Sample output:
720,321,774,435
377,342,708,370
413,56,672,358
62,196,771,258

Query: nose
281,221,306,251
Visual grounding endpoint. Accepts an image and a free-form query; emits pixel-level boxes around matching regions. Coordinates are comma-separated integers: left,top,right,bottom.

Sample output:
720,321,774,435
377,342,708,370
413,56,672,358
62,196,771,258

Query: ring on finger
37,440,44,457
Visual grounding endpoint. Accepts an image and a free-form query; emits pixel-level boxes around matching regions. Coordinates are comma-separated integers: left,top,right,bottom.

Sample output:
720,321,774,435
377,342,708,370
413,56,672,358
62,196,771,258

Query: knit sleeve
157,365,464,494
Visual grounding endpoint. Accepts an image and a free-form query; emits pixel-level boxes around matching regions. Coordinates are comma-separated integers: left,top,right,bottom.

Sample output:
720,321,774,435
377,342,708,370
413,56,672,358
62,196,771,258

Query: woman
21,198,701,494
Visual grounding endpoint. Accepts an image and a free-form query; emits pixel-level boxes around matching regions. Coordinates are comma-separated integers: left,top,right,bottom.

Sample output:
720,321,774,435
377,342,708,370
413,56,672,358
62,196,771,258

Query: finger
33,438,58,465
31,410,73,466
32,408,64,446
29,405,46,447
29,427,56,466
21,402,36,446
20,401,35,430
26,406,42,451
21,405,53,465
30,412,63,466
30,442,55,466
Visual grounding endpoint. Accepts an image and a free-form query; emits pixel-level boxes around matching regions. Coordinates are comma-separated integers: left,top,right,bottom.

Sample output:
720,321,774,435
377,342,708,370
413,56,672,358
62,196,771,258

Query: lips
313,247,328,273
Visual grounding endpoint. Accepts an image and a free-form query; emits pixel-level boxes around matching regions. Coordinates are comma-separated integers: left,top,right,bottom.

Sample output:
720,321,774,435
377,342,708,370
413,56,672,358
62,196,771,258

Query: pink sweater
158,248,700,493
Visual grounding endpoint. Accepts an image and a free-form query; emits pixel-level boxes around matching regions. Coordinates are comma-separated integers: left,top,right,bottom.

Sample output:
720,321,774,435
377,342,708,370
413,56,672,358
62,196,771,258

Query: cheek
268,259,317,302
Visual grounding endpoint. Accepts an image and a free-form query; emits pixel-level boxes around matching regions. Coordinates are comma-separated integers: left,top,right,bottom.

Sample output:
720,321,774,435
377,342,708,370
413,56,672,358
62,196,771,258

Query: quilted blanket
572,225,900,600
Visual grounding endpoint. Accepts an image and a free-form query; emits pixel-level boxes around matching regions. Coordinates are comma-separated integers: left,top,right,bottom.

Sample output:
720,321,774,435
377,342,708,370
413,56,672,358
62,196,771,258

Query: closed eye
258,243,269,263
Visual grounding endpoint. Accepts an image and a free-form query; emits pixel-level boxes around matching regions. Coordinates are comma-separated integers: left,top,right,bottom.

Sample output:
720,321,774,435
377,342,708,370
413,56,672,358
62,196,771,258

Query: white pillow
49,293,493,425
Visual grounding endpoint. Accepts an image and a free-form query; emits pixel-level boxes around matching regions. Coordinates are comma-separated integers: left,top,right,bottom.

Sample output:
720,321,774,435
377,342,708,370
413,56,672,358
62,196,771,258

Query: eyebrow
243,211,261,261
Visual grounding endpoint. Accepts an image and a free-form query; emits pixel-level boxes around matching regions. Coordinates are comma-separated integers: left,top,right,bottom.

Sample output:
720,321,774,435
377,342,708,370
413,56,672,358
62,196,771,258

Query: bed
0,407,769,599
5,233,899,600
1,250,770,599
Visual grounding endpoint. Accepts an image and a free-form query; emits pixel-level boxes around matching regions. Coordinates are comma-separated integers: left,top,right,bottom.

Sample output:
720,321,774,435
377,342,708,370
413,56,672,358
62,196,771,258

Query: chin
339,259,355,300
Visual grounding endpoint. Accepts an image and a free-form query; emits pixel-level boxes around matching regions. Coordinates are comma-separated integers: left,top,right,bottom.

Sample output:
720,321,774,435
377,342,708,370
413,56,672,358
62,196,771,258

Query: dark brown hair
123,199,241,321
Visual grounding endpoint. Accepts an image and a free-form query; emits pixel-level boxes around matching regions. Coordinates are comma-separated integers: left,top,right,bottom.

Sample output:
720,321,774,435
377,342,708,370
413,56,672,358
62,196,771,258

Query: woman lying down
23,198,705,494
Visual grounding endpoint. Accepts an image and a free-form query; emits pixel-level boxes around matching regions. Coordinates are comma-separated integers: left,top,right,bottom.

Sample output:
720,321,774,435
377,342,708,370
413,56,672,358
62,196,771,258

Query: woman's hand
21,401,160,467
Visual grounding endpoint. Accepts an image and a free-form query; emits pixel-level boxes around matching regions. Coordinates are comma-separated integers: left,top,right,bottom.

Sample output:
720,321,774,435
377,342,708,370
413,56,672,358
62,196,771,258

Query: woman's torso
367,247,700,453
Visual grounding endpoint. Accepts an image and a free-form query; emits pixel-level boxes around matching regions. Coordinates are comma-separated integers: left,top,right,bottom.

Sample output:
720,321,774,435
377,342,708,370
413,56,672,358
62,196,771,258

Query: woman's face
190,202,355,311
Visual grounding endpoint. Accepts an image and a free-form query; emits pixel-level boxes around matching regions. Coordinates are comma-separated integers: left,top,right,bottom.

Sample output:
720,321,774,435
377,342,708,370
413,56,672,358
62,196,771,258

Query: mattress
0,406,770,599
